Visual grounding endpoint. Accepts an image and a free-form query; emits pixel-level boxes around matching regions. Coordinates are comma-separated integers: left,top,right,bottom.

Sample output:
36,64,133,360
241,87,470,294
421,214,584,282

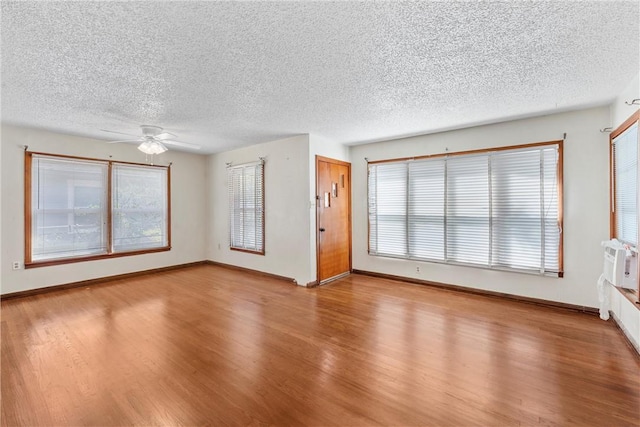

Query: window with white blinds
30,155,109,261
612,121,638,246
26,152,170,266
228,161,265,254
368,142,562,275
112,164,169,252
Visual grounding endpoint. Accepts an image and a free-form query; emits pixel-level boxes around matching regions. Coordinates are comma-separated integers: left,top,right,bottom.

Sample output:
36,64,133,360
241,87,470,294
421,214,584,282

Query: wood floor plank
2,264,639,426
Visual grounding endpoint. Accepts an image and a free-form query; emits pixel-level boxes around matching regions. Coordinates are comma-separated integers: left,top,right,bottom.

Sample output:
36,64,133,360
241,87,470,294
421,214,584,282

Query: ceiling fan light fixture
138,140,168,155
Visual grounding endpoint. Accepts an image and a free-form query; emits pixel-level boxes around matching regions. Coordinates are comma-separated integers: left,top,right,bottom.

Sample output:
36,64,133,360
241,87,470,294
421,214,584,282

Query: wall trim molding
352,269,599,315
610,309,640,356
1,261,208,300
205,260,297,285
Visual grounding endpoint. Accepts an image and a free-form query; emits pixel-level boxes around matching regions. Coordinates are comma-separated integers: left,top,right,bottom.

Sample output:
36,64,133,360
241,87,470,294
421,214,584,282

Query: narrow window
611,116,639,246
228,161,265,254
368,141,563,276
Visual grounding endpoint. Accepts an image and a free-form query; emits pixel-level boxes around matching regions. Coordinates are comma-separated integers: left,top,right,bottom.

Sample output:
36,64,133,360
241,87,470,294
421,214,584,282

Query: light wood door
316,156,351,283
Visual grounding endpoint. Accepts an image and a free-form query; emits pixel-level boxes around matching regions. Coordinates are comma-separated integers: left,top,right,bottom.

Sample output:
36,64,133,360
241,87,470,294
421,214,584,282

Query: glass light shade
138,140,168,155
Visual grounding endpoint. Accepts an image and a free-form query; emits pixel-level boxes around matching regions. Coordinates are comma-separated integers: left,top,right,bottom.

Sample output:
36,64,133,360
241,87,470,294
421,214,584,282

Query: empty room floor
2,264,639,426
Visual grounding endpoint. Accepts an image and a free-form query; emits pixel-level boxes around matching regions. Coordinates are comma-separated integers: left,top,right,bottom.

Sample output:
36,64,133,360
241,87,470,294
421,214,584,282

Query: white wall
0,124,208,295
610,289,640,353
608,72,640,353
351,107,610,308
308,134,351,282
611,72,639,129
207,135,314,285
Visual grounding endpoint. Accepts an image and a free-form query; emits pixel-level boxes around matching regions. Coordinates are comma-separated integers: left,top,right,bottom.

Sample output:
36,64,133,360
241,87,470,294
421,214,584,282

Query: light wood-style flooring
2,264,639,426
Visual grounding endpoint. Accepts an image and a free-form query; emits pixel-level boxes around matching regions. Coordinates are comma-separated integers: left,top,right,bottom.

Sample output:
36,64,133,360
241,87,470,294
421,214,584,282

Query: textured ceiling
2,1,639,153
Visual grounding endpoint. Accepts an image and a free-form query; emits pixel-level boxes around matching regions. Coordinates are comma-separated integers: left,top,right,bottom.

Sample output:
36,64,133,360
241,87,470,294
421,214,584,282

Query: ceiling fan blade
162,140,201,150
107,139,142,144
155,132,177,140
100,129,141,138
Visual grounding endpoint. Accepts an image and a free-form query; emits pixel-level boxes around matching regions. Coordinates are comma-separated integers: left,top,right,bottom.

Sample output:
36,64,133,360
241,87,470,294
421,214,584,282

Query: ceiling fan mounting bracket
140,125,163,137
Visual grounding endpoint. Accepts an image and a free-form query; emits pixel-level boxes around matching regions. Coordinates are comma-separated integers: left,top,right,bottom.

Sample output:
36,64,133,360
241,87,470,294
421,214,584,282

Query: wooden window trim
230,247,265,256
367,140,561,165
367,140,564,275
609,109,640,300
609,110,640,240
24,151,171,269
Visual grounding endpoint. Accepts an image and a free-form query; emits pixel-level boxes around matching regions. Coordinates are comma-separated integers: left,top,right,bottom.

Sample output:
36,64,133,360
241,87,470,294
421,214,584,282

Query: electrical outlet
218,243,221,250
12,261,21,270
416,266,420,273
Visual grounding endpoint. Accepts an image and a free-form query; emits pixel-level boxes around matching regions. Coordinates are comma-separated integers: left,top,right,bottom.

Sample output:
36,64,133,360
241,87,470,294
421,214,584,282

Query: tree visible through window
113,164,169,252
26,152,170,267
29,156,108,261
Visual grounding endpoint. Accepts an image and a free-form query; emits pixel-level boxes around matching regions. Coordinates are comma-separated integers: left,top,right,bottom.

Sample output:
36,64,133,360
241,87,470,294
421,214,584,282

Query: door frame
315,155,352,284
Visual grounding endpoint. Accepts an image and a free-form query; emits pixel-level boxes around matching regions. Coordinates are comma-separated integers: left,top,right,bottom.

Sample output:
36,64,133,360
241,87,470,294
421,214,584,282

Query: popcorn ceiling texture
1,1,638,153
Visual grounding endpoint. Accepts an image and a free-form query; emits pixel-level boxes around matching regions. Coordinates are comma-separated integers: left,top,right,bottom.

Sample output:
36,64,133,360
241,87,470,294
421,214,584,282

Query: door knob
319,228,326,232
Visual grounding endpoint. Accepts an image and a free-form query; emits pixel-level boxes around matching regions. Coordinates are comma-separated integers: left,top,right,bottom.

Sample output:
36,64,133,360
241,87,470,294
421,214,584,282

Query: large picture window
228,160,265,254
368,141,563,275
26,152,170,267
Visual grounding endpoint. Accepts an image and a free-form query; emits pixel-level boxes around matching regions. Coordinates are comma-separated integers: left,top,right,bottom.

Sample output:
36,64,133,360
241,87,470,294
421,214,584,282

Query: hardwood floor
2,264,639,426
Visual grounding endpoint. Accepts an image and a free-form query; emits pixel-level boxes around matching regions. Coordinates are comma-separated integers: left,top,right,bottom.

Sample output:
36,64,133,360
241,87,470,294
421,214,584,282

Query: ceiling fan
101,125,201,154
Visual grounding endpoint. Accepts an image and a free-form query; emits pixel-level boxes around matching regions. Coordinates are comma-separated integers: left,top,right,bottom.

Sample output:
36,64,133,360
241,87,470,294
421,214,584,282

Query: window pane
446,155,489,265
491,147,559,272
614,123,638,246
409,159,445,260
542,147,560,271
31,156,108,261
112,164,168,252
369,163,407,257
228,162,264,252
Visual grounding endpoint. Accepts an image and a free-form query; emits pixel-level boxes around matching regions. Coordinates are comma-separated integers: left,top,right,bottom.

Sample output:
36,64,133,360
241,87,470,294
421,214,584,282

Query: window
29,155,109,262
611,115,639,246
112,164,169,252
368,141,563,275
26,152,170,267
228,161,264,254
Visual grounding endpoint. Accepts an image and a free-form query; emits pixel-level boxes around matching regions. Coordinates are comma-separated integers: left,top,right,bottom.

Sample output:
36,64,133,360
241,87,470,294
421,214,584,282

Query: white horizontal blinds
446,154,490,265
31,155,108,261
368,162,407,257
367,165,378,254
112,164,168,252
491,146,559,272
228,161,264,252
542,147,560,271
409,159,445,261
367,142,561,274
613,122,638,245
229,167,243,248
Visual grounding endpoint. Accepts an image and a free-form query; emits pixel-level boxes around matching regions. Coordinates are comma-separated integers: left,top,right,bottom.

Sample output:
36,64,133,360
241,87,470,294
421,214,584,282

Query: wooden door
316,156,351,283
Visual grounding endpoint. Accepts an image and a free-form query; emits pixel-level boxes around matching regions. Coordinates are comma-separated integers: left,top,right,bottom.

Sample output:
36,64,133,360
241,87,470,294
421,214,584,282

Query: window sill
368,252,562,277
230,247,265,256
25,246,171,269
615,286,640,308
